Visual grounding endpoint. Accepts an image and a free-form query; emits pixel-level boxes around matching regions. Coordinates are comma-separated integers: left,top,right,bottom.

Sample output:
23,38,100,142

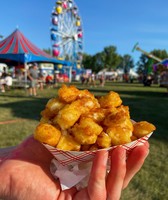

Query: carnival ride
50,0,83,77
132,42,168,89
132,42,162,62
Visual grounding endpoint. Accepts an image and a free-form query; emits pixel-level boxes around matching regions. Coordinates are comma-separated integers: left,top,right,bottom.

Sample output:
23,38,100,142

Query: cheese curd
34,84,156,151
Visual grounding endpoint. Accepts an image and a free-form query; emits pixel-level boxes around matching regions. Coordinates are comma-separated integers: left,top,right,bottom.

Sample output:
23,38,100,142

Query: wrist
0,146,16,162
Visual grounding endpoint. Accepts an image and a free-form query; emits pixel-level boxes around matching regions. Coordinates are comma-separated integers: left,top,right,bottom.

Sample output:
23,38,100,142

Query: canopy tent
158,59,168,67
0,29,71,66
153,58,168,72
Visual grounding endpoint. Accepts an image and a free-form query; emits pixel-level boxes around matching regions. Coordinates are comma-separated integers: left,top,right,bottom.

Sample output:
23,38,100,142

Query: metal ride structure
132,43,168,90
132,42,162,62
50,0,83,77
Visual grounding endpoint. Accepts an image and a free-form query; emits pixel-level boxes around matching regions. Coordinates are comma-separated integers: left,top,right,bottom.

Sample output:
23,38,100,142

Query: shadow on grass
0,94,29,98
105,82,162,88
88,88,168,98
0,97,48,121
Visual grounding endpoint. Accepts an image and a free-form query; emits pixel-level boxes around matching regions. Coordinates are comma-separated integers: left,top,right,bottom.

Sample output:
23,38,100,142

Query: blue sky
1,0,168,64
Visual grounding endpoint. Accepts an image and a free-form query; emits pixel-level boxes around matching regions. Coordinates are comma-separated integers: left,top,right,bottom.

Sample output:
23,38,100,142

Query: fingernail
136,143,145,147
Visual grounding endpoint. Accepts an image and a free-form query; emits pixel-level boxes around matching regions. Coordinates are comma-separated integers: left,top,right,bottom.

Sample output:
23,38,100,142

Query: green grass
0,82,167,200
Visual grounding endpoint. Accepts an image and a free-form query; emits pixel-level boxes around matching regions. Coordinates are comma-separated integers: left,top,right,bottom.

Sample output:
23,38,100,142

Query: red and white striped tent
0,29,70,66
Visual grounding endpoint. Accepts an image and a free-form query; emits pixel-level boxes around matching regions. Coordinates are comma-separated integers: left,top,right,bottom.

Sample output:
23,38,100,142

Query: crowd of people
0,63,62,95
1,63,168,96
81,73,105,87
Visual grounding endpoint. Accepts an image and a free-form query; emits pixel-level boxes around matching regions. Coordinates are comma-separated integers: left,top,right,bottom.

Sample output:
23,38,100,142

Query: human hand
0,136,63,200
0,136,149,200
74,142,149,200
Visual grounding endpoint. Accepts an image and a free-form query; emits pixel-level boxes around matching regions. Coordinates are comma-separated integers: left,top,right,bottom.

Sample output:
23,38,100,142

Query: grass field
0,81,167,200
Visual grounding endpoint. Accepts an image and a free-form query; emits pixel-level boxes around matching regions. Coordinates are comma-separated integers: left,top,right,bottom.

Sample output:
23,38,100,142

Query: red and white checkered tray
44,132,153,166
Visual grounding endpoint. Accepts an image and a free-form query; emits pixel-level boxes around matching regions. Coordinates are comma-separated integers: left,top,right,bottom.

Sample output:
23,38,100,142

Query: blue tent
0,29,71,66
159,59,168,67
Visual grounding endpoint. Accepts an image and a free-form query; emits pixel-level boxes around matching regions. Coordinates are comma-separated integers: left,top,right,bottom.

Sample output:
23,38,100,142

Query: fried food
34,84,156,151
58,84,80,103
71,117,103,145
53,103,82,130
41,108,55,119
56,135,81,151
34,123,61,147
46,97,65,113
78,89,95,100
96,132,111,148
81,108,106,123
133,121,156,138
73,97,100,114
106,126,132,146
40,98,65,123
117,105,130,118
103,111,133,131
98,91,122,108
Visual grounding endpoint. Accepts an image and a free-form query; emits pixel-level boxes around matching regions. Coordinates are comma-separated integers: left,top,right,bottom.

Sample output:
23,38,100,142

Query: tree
117,54,134,73
82,53,105,73
82,53,93,69
150,49,168,61
136,54,149,74
92,53,105,72
102,46,121,70
82,45,134,73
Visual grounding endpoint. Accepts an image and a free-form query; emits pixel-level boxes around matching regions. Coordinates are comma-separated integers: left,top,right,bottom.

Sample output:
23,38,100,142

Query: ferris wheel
50,0,83,70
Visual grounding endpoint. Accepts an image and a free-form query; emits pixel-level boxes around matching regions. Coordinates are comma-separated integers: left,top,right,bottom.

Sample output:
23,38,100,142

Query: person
90,73,96,87
27,63,39,96
99,73,105,87
53,71,60,87
81,73,86,85
4,73,13,90
38,71,45,91
0,67,7,92
45,73,53,88
0,76,6,93
0,135,149,200
143,74,153,86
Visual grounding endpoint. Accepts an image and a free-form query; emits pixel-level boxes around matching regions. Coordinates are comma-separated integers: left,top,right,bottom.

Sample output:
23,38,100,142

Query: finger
106,147,126,200
87,150,108,200
144,141,150,149
123,143,149,189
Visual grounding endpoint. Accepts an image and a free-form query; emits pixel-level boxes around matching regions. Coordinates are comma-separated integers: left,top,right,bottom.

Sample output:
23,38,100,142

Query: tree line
43,46,168,75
